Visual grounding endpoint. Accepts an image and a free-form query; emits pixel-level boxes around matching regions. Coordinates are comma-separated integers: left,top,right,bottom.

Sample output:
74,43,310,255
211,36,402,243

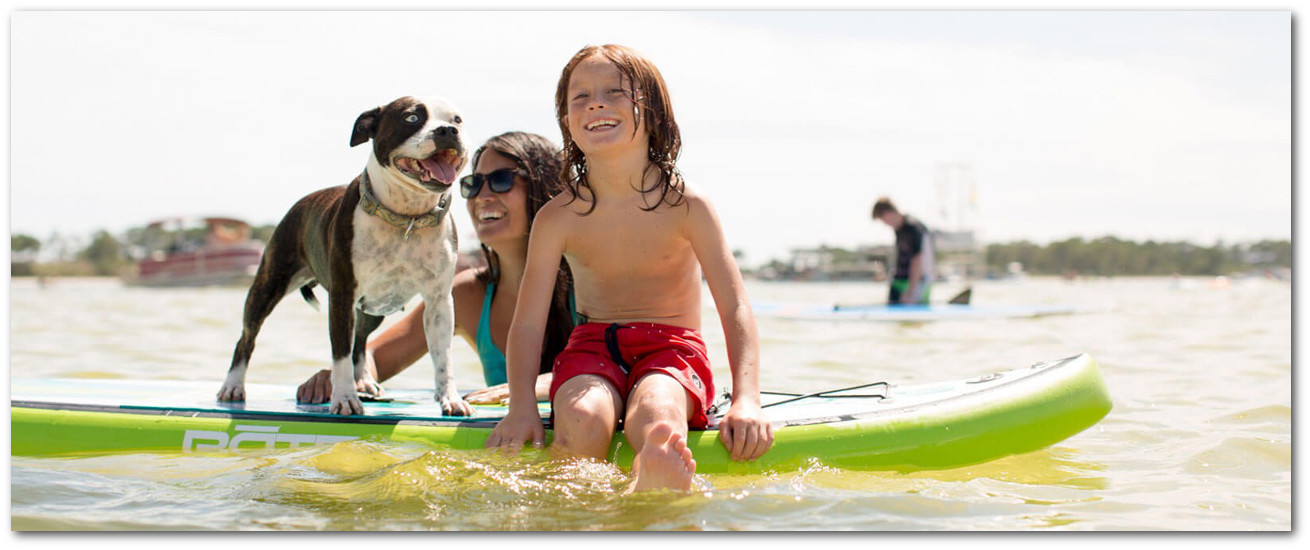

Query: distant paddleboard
753,301,1085,322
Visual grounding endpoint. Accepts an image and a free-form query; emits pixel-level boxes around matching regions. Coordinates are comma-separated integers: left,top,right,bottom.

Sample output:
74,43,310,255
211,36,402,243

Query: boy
486,45,773,491
872,197,935,305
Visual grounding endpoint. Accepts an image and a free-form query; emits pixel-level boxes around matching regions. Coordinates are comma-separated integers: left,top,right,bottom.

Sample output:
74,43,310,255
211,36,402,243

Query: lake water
6,276,1292,531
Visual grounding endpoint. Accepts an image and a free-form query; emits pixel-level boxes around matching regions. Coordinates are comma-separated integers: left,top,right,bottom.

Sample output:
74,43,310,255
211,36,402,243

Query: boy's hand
718,400,774,461
485,407,545,451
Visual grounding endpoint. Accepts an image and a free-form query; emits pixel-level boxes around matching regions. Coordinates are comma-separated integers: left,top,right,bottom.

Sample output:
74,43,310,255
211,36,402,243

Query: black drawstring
603,323,631,375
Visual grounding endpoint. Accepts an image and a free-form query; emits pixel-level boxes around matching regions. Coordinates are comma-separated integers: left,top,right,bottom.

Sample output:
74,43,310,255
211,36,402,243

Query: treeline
12,230,136,277
984,237,1291,277
10,228,1293,278
10,224,280,277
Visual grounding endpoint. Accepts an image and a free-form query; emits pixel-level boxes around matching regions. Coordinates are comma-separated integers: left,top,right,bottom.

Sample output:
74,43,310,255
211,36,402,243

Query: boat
126,217,265,287
11,354,1111,473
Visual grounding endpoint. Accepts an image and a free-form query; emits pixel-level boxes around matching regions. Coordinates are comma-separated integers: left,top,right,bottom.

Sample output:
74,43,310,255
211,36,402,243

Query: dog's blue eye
453,116,462,124
404,115,419,124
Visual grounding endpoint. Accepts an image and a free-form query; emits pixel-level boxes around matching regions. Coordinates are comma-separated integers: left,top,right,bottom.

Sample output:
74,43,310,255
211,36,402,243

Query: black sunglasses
460,168,519,199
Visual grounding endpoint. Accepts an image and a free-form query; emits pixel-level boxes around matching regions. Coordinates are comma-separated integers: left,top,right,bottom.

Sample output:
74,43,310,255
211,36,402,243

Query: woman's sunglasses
460,168,519,199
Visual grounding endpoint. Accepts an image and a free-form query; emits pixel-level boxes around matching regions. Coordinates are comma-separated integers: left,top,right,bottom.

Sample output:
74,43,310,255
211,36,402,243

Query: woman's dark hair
554,44,685,214
470,131,573,373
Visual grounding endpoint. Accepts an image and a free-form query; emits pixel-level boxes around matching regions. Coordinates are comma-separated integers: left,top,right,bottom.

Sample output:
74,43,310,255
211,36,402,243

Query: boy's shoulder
540,192,579,216
531,193,583,229
675,181,716,211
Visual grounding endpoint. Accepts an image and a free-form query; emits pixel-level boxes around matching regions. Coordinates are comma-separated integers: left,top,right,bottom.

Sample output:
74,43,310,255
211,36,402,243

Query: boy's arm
485,204,567,450
900,227,925,303
684,192,774,462
903,254,923,303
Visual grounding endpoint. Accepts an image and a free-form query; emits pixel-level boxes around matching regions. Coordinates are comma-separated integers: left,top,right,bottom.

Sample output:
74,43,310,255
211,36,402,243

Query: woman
296,131,574,405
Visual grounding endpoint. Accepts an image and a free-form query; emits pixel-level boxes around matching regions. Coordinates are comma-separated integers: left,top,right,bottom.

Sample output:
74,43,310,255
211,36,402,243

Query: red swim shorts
550,322,716,429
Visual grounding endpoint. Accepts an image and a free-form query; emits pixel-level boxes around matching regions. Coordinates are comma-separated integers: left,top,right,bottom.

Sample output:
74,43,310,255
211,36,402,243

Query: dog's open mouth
396,148,462,186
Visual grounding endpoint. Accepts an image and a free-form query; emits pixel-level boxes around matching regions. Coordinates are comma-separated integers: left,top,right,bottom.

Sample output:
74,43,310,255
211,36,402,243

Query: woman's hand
296,354,382,404
465,373,554,405
296,369,336,404
465,384,510,405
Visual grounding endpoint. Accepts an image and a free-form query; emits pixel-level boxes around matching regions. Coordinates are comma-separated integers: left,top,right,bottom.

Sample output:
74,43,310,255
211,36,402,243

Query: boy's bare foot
631,421,696,492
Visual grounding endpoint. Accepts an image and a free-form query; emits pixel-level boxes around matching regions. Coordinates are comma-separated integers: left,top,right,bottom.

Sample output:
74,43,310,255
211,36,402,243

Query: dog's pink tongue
420,156,457,184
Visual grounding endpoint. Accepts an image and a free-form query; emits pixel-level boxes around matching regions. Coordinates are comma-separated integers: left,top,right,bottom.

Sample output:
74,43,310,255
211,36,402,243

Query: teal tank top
476,281,579,386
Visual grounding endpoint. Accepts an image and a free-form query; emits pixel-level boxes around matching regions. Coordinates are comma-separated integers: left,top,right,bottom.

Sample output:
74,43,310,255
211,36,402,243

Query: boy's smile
584,117,621,131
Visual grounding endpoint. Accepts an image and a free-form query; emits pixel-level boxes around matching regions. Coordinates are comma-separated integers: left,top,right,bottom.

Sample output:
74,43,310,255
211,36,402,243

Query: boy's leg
624,372,694,450
625,372,697,491
550,373,623,460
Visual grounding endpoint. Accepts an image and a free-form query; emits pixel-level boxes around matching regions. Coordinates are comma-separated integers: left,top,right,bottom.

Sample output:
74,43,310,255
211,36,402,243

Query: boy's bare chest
564,207,690,269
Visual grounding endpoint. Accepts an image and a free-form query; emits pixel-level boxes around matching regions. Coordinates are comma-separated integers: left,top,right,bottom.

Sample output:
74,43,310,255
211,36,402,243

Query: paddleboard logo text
183,425,358,452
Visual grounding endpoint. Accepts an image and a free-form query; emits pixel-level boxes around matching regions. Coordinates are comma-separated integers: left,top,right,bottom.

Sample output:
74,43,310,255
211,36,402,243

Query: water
7,276,1292,531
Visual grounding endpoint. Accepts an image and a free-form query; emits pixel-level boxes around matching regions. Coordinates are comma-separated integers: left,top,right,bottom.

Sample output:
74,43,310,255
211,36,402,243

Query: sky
4,7,1292,268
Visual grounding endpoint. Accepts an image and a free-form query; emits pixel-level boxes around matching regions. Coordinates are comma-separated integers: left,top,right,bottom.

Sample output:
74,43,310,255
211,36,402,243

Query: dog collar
359,172,451,241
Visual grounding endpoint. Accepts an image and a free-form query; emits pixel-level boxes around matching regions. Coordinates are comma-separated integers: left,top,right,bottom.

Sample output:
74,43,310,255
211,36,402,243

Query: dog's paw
329,391,366,416
217,383,246,402
437,393,474,417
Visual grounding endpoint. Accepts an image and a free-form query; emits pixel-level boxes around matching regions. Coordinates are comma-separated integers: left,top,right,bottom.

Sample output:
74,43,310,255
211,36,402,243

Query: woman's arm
295,304,426,403
296,269,484,403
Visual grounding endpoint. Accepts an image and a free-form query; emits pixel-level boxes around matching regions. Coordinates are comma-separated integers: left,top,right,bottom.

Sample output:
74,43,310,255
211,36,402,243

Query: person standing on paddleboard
872,197,935,305
296,132,578,405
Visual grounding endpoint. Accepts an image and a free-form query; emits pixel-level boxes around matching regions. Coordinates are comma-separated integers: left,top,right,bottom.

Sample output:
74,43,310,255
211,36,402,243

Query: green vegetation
79,230,130,276
11,234,42,276
985,237,1291,277
9,228,1291,279
11,223,282,278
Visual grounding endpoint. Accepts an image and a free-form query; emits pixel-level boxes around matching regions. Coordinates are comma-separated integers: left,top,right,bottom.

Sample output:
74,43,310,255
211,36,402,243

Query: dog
218,95,473,417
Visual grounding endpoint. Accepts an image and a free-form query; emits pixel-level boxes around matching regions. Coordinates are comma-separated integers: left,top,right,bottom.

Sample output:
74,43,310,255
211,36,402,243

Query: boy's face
565,55,647,157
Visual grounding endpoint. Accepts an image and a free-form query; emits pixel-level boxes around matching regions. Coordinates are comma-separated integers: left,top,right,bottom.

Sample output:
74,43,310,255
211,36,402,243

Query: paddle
833,285,973,311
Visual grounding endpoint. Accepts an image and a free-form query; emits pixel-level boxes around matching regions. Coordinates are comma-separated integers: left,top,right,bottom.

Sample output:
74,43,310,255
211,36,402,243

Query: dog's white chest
351,210,454,316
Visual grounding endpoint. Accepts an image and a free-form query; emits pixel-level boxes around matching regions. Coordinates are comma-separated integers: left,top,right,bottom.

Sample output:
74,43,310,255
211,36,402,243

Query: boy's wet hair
471,131,574,373
555,44,685,213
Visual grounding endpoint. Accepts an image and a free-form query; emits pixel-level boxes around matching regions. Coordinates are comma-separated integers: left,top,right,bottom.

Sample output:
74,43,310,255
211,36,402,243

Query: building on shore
756,229,982,283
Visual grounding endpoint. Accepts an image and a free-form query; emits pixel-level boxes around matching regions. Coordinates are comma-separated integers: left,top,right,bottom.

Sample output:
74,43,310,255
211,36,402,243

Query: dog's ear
350,107,382,147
